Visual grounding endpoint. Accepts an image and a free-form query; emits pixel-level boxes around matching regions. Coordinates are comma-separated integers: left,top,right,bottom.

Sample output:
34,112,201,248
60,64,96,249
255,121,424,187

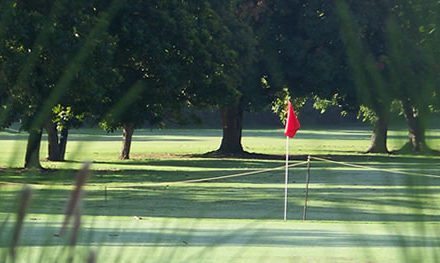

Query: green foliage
312,95,340,114
255,0,347,100
183,1,259,109
0,0,120,132
336,0,439,121
1,0,438,160
271,87,306,123
336,1,390,117
271,87,290,123
97,0,259,132
357,105,378,124
385,0,439,108
52,104,84,131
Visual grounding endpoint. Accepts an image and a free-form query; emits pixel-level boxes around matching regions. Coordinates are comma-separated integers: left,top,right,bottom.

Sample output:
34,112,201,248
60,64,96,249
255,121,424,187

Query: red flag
284,101,300,138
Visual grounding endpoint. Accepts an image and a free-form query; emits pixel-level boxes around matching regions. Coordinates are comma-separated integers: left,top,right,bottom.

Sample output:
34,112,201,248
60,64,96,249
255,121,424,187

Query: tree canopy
1,0,438,168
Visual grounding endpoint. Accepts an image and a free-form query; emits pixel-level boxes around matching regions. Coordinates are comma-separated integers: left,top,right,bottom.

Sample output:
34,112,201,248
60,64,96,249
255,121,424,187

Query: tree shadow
1,153,439,187
1,224,438,248
1,183,439,221
391,143,440,156
65,158,283,169
1,153,439,225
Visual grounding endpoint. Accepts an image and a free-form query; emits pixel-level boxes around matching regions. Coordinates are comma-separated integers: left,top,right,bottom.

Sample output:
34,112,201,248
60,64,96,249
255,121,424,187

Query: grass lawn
0,128,440,262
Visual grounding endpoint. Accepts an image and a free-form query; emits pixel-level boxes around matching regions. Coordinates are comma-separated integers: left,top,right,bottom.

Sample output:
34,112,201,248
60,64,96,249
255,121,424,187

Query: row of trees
0,0,438,169
336,0,439,154
255,0,439,154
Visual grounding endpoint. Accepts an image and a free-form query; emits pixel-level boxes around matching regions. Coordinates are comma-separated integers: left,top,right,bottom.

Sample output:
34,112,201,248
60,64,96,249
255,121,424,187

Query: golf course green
1,128,439,262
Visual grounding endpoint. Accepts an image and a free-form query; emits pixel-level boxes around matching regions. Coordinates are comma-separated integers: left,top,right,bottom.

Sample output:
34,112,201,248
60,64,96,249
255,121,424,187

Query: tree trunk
59,126,69,161
402,101,427,152
24,128,43,169
217,102,244,154
366,111,389,153
120,123,135,160
45,123,69,161
46,122,61,161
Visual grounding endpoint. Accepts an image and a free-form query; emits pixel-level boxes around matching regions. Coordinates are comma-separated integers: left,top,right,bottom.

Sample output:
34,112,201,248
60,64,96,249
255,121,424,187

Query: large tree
254,1,352,136
338,0,439,154
336,0,394,153
385,0,439,153
45,27,118,162
338,0,440,154
101,1,227,159
183,1,259,155
0,0,119,168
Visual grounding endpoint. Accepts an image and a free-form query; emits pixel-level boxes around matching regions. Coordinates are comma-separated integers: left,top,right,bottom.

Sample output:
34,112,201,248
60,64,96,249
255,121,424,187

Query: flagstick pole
284,136,289,221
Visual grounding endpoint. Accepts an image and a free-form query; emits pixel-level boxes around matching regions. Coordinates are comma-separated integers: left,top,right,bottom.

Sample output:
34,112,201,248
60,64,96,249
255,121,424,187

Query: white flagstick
284,136,289,221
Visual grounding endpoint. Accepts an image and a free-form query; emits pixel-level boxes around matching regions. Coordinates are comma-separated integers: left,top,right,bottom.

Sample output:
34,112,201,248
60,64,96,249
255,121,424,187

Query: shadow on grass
1,225,439,248
1,154,439,223
1,153,440,187
61,152,440,167
1,184,439,221
1,167,439,187
64,157,284,168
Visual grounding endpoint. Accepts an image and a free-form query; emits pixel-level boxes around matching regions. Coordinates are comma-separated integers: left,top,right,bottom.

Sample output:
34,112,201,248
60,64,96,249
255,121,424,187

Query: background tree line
0,0,438,169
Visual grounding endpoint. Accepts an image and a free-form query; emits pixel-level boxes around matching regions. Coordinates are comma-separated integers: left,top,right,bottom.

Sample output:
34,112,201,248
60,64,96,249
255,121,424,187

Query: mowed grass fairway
1,128,440,262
